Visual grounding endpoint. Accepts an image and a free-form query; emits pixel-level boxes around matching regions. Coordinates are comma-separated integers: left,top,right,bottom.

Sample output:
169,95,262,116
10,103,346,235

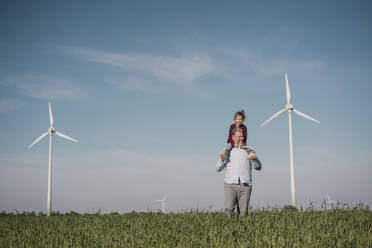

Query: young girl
221,110,256,161
227,110,247,148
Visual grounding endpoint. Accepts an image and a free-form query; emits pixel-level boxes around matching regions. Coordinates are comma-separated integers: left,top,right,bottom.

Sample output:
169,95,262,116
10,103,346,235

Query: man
216,127,262,218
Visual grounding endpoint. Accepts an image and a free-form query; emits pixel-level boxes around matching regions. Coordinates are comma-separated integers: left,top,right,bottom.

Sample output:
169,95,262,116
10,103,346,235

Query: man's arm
216,159,227,172
217,148,232,172
250,157,262,171
243,147,262,170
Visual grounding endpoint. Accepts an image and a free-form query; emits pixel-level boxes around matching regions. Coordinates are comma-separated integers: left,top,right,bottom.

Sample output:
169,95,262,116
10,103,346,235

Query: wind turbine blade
293,109,320,124
29,132,49,148
285,73,291,104
55,131,78,142
163,194,168,201
260,108,286,127
156,200,162,202
48,102,54,127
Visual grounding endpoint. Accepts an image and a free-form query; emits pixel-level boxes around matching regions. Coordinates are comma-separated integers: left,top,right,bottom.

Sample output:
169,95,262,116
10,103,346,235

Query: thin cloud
5,75,87,100
223,48,326,78
105,76,153,92
248,58,325,78
68,47,216,86
0,98,23,112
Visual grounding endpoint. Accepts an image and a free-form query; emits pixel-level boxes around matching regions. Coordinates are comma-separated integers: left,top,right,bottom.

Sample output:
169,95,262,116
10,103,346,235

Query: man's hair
231,127,243,137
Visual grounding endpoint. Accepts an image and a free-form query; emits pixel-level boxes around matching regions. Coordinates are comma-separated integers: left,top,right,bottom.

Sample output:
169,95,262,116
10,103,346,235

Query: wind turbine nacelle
285,104,294,111
48,127,55,134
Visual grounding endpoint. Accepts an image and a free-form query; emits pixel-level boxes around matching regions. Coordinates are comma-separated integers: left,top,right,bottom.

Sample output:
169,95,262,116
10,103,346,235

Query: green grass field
1,205,371,248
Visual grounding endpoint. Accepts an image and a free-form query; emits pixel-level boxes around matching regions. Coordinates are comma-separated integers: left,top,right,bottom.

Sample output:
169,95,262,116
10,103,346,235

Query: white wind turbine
28,102,78,216
156,194,168,213
325,194,337,210
260,73,320,208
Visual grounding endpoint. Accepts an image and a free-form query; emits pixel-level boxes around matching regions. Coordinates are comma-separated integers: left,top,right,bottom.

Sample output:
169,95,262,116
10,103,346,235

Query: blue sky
0,0,371,213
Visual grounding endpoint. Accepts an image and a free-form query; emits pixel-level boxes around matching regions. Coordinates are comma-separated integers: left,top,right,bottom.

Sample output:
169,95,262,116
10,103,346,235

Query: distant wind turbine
260,73,320,208
28,102,78,216
156,194,168,213
326,194,336,210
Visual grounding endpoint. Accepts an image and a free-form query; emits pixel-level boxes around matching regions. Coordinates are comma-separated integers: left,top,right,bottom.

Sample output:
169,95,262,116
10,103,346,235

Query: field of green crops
1,205,371,248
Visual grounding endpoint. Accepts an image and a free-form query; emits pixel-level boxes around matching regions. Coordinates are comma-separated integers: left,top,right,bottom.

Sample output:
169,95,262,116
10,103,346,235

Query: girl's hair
234,110,246,121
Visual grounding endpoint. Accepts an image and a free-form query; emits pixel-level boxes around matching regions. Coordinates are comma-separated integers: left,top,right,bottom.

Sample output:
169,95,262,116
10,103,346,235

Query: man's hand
220,150,227,161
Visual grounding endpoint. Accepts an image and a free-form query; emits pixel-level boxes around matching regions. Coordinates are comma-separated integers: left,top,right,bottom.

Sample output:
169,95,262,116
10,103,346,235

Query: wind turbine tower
28,102,78,216
260,73,320,207
156,194,168,213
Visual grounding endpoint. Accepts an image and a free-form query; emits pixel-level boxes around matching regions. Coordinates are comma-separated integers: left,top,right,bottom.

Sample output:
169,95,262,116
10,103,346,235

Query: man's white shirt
216,148,262,185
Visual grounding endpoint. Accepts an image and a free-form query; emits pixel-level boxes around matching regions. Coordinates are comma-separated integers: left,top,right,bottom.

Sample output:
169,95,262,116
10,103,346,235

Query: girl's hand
220,150,227,161
248,151,256,161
